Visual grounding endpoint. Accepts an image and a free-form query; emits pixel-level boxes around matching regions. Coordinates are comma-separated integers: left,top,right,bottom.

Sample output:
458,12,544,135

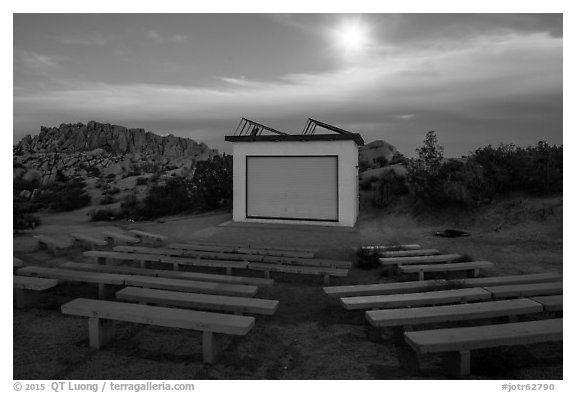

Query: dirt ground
13,194,563,380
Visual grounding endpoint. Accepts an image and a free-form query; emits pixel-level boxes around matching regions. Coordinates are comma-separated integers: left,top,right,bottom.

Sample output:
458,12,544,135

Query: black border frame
245,155,339,222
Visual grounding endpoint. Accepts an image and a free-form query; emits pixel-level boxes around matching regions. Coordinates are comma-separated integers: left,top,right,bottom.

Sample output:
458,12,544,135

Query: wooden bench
20,265,258,298
70,233,108,250
18,266,128,299
379,249,440,258
13,275,59,308
236,247,315,259
195,241,319,253
117,287,279,315
379,254,463,267
404,318,563,377
361,244,421,252
247,262,348,285
129,230,168,244
34,235,71,256
399,261,494,281
485,282,563,299
102,231,140,244
84,250,249,274
340,287,492,310
123,275,257,297
61,298,255,363
324,280,449,298
366,298,544,339
323,273,563,298
61,262,274,287
120,245,265,263
261,255,352,269
530,295,563,312
461,273,562,287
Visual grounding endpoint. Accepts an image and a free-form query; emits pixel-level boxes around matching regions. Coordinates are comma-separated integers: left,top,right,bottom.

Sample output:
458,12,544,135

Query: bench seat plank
366,298,543,327
399,261,494,280
461,273,563,287
404,318,563,354
236,247,315,259
61,262,274,287
117,287,278,315
102,231,140,244
324,280,449,298
361,244,421,252
84,251,249,270
486,282,563,299
18,266,129,285
14,275,59,291
124,276,258,297
71,233,108,248
379,254,462,266
165,243,240,253
530,295,563,312
248,262,348,277
261,255,352,269
117,246,264,263
379,249,440,258
341,287,491,310
62,298,255,336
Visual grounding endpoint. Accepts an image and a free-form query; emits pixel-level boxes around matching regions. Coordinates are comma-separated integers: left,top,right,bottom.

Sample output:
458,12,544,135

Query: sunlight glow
332,19,372,57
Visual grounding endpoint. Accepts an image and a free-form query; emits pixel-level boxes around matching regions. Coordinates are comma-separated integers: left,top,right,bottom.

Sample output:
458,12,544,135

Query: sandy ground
13,195,563,380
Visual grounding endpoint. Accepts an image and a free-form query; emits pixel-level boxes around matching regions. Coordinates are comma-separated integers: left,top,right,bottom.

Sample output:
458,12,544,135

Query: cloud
14,30,561,149
57,34,107,46
146,30,189,44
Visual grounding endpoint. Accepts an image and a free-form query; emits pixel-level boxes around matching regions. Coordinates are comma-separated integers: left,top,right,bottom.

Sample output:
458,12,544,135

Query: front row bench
61,298,254,363
404,318,563,378
13,275,59,308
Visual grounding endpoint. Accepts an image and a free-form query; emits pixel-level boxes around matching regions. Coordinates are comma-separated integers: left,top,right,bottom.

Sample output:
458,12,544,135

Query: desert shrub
89,208,119,221
13,196,41,232
100,194,116,205
355,248,381,270
107,187,121,195
40,178,91,211
135,177,147,186
371,171,409,208
190,154,233,211
140,177,193,218
106,173,116,179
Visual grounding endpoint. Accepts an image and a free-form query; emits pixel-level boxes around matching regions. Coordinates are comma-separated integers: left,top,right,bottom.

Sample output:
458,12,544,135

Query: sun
332,19,371,56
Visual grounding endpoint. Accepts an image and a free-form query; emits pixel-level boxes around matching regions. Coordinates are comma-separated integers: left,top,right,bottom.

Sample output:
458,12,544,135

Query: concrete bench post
226,267,232,275
97,283,116,299
443,350,471,378
202,331,228,364
88,317,115,349
323,274,331,285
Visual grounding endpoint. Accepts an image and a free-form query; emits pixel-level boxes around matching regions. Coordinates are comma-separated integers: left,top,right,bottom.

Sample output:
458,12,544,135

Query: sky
13,13,563,156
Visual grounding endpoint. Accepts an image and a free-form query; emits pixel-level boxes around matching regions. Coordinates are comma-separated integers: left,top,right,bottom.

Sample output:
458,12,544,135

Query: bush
140,177,192,218
371,171,409,208
35,178,91,212
100,194,116,205
190,155,233,211
107,187,121,195
14,196,41,232
89,208,119,221
136,177,147,186
355,248,381,270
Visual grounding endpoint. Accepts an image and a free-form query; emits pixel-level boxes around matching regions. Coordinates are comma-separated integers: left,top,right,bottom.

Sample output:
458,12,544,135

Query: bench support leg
263,270,271,279
140,261,146,269
173,263,179,271
418,271,424,281
88,317,115,349
226,267,232,275
323,275,331,285
202,331,229,364
97,257,106,265
14,289,42,309
98,284,116,299
443,350,471,378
